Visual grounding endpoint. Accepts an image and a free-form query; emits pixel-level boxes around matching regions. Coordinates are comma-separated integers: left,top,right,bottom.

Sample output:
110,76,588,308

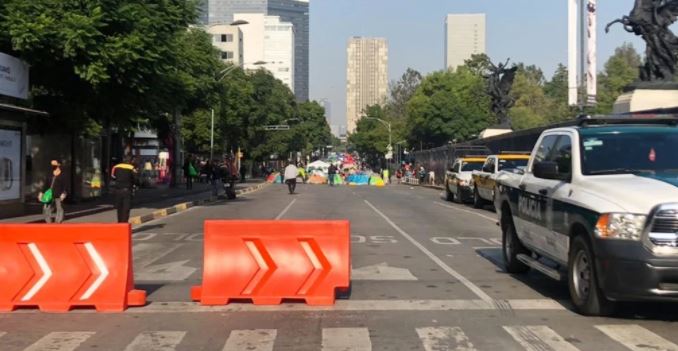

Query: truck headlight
458,179,469,187
595,213,647,241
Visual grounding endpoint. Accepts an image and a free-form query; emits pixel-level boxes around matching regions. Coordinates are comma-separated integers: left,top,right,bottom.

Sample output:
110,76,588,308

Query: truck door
518,134,573,262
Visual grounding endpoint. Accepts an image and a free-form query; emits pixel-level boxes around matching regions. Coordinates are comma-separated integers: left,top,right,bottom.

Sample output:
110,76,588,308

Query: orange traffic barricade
192,220,350,305
0,224,146,312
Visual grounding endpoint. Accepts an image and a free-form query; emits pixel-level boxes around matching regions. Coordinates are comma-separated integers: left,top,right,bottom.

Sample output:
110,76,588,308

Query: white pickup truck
494,115,678,316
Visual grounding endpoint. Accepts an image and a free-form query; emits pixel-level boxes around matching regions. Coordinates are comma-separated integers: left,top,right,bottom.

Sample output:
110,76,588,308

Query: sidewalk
1,179,267,224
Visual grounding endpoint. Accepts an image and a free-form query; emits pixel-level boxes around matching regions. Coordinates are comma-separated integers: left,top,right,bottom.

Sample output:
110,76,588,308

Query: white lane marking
24,332,95,351
52,299,566,314
223,329,276,351
596,325,678,351
352,263,418,281
275,198,297,220
22,243,53,301
417,327,477,351
434,201,496,222
80,242,110,300
364,200,494,303
504,326,580,351
322,328,371,351
135,260,197,281
124,331,186,351
133,243,183,270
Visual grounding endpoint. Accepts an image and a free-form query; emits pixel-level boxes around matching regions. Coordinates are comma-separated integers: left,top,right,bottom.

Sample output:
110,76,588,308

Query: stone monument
606,0,678,113
481,59,518,138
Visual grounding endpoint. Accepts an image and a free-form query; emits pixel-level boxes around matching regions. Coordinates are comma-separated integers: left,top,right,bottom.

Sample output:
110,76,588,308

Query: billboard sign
0,128,21,201
0,52,29,100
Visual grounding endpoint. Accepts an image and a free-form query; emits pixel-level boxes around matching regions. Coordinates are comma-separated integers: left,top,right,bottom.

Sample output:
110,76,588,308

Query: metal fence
411,124,561,186
411,145,491,186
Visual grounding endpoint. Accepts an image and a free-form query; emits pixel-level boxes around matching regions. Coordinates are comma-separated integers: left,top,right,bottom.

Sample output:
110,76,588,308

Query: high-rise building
206,24,244,65
233,14,295,91
445,14,486,70
346,37,388,134
207,0,309,101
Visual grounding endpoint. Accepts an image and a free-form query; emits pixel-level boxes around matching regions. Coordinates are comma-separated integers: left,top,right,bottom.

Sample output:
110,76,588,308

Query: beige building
206,24,244,65
346,37,388,133
445,14,486,70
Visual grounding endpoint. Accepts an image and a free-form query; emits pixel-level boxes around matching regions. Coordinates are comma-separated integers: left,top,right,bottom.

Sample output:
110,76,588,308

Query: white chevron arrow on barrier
21,243,53,301
80,242,109,300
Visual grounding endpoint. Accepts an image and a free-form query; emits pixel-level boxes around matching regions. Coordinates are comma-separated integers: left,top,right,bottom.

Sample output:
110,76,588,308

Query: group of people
38,154,243,225
183,154,240,199
282,161,340,194
394,162,430,184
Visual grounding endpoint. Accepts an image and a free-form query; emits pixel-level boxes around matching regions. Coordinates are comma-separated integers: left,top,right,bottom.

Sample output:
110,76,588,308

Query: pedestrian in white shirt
284,161,299,194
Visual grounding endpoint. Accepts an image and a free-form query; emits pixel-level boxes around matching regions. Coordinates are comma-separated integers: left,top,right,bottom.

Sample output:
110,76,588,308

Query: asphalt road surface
2,184,678,351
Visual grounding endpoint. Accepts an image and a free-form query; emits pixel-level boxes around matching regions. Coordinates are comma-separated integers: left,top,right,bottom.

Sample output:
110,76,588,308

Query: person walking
38,160,67,223
111,156,137,223
284,161,298,194
328,163,337,187
183,155,195,190
210,160,221,198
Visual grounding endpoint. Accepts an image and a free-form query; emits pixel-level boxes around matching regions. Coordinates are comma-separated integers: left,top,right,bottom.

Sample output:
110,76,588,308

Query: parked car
445,156,486,203
471,152,530,209
495,114,678,316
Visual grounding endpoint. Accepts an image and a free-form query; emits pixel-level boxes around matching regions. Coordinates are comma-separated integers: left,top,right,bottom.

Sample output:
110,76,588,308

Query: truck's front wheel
445,183,454,202
568,236,616,316
502,215,529,274
473,187,484,208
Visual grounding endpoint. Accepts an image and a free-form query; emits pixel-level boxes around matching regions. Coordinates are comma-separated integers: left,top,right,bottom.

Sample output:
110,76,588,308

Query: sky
308,0,645,129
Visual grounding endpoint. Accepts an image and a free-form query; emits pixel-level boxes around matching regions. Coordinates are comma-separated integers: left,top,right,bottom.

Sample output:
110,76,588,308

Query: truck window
533,135,560,164
552,136,572,178
461,162,483,172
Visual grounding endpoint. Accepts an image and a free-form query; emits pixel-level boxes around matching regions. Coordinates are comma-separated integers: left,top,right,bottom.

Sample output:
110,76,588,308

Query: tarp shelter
307,160,330,175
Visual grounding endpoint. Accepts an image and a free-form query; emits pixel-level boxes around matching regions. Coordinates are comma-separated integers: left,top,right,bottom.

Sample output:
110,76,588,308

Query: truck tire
568,235,616,316
502,214,530,274
473,187,484,208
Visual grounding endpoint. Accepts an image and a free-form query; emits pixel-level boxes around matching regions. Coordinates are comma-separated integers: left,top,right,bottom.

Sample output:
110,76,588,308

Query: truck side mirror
533,161,559,180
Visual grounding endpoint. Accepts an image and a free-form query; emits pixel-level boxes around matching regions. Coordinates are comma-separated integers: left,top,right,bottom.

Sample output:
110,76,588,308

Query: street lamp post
364,116,392,164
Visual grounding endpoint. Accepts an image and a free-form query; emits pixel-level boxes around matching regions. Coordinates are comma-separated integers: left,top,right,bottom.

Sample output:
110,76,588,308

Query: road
1,184,677,351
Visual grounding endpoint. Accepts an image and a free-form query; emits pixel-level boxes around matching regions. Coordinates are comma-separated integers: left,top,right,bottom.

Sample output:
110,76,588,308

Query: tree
596,43,642,114
388,68,422,119
508,66,551,130
0,0,199,132
348,105,391,164
406,67,493,148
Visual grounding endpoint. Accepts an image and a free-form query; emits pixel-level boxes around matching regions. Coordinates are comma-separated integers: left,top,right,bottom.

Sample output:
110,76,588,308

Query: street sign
385,151,393,160
263,125,290,131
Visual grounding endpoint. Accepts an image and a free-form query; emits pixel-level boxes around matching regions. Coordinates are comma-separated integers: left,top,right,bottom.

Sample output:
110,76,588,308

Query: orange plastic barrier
0,224,146,312
192,220,350,305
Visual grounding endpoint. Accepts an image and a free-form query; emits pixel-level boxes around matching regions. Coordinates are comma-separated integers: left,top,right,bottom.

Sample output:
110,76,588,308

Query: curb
129,182,270,225
401,183,444,190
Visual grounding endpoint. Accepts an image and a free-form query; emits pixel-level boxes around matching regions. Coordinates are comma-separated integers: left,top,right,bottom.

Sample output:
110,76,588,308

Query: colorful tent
308,174,328,184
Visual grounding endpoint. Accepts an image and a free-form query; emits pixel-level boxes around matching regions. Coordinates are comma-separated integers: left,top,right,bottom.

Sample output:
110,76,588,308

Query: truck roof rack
577,113,678,127
499,151,531,155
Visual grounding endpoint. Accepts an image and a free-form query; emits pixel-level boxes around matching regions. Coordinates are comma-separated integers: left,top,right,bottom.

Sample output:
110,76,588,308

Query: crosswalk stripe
124,331,186,351
24,332,95,351
416,327,477,351
222,329,276,351
322,328,371,351
504,326,580,351
596,325,678,351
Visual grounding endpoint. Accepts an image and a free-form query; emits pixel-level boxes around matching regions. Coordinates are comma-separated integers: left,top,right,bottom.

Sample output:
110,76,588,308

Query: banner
568,0,578,106
586,0,597,105
0,53,29,100
0,129,21,201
